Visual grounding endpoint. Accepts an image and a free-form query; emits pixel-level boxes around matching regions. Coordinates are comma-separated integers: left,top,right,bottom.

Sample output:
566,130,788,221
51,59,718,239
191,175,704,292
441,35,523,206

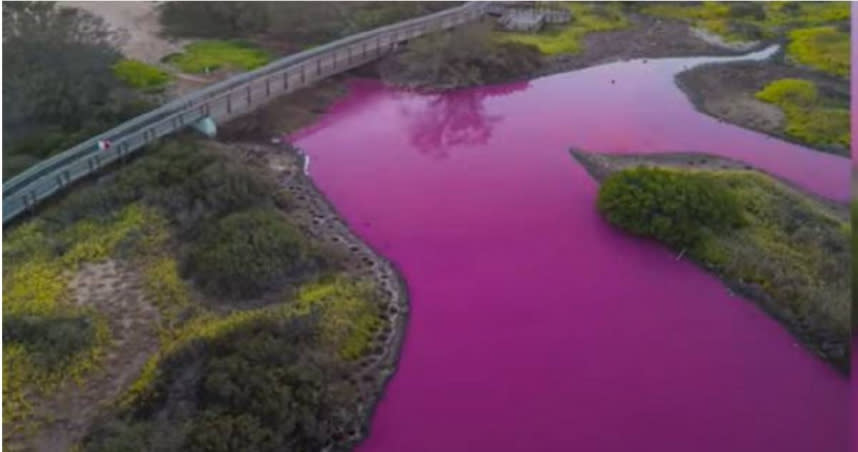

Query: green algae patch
755,78,849,150
496,3,629,55
574,150,849,372
786,26,850,78
166,40,272,73
112,59,170,92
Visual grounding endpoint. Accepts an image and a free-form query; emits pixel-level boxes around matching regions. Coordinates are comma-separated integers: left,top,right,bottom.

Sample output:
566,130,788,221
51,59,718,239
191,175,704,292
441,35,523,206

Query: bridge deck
2,2,491,224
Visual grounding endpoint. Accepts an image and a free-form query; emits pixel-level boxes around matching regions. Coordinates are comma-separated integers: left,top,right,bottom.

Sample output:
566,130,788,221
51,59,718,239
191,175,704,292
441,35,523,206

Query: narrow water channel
293,48,848,452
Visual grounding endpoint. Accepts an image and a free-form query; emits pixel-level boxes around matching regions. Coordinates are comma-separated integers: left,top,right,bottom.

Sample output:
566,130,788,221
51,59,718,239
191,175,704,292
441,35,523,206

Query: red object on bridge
98,139,112,151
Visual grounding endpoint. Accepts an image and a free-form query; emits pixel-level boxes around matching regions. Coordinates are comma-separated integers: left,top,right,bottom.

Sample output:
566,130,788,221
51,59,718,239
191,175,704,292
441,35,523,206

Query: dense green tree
2,1,146,178
158,2,270,39
186,208,315,298
385,23,542,89
597,167,744,249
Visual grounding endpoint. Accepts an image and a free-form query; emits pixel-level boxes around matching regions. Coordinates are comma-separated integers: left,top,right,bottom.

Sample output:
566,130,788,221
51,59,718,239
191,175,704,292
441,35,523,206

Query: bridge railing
3,2,489,224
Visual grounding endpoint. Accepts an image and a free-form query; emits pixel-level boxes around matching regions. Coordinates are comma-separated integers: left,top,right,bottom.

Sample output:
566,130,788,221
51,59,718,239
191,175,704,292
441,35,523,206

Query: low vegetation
84,297,374,451
3,204,164,437
755,78,849,150
3,2,151,179
597,167,744,249
159,2,456,50
165,40,272,74
786,26,850,78
4,136,397,449
382,23,542,90
577,152,849,372
187,208,321,298
641,2,849,78
496,2,629,55
641,2,849,44
113,59,171,92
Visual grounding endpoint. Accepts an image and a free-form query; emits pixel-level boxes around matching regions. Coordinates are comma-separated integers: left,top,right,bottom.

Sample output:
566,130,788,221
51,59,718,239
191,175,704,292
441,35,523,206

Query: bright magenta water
293,53,849,452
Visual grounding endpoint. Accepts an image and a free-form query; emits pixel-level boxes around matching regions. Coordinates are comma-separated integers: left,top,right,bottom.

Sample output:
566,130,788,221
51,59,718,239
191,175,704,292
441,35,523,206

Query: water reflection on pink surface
294,51,848,451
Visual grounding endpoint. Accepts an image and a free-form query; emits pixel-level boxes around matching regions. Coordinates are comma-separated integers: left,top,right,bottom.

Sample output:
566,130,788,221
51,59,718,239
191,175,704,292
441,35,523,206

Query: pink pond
294,50,849,452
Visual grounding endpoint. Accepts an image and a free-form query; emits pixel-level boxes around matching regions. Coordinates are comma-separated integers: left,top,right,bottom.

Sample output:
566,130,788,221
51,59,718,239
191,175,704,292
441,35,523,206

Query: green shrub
186,208,312,298
390,23,543,89
755,78,850,150
40,140,279,235
3,314,96,369
597,167,743,249
113,59,171,91
84,310,362,451
728,2,765,20
295,277,381,360
787,26,849,78
643,1,850,44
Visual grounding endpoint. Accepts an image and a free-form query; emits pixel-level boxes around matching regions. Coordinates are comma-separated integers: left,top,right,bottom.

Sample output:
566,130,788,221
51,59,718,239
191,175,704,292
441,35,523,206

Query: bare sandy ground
59,1,187,64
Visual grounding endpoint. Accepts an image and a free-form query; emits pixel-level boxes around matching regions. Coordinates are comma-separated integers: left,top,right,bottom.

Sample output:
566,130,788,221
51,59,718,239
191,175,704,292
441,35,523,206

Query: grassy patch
166,40,272,73
112,59,170,92
786,26,850,78
642,2,740,40
755,78,850,149
583,154,849,370
296,277,382,360
9,137,392,449
496,2,629,55
2,204,164,433
701,171,849,337
88,287,379,451
641,1,850,45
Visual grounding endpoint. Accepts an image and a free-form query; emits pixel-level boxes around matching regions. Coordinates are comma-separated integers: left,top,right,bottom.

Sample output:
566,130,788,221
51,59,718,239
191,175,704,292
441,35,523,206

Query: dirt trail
59,1,187,64
7,260,161,452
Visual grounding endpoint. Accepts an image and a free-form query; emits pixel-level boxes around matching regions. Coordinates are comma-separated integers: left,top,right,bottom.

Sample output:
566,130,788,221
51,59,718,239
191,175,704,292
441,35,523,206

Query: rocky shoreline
233,142,410,447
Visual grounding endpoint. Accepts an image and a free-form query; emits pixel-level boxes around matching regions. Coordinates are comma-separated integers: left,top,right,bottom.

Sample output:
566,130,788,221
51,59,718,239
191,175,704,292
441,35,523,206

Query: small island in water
571,149,850,373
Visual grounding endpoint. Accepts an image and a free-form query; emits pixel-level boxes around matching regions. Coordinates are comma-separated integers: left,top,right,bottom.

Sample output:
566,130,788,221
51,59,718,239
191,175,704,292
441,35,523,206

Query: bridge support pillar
192,116,217,138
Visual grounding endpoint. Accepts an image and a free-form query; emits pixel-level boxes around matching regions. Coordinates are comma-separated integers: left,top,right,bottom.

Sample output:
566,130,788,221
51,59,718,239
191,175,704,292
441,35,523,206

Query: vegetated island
571,150,849,374
4,103,407,451
373,2,849,156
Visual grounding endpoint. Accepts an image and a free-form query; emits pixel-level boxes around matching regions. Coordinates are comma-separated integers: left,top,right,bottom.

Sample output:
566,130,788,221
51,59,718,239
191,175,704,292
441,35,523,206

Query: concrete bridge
2,2,493,224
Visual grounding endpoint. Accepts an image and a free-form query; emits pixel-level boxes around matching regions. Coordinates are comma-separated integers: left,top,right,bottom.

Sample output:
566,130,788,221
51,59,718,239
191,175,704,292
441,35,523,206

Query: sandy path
59,1,187,64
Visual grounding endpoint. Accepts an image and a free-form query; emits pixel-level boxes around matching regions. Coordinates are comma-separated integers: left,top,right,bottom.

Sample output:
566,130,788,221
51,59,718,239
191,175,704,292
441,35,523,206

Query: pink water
294,51,849,452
